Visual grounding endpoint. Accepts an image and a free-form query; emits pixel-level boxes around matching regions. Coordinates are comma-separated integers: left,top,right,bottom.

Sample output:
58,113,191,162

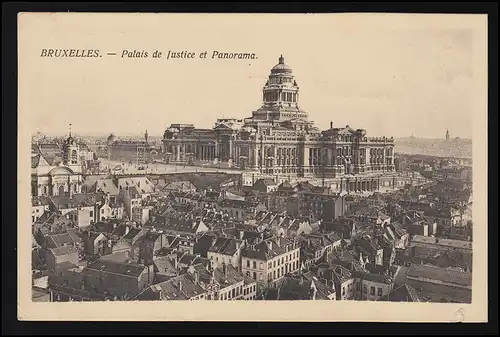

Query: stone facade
163,55,396,190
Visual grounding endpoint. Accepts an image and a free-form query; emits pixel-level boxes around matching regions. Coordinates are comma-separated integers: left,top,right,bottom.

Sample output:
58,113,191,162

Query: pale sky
19,13,485,139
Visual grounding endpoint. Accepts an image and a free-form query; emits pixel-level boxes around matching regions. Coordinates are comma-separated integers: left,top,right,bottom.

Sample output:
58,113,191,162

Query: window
377,288,383,296
253,261,257,269
268,262,271,269
253,272,256,280
90,211,94,218
363,285,367,293
273,261,276,268
246,260,250,267
342,287,345,295
260,262,264,270
370,286,375,295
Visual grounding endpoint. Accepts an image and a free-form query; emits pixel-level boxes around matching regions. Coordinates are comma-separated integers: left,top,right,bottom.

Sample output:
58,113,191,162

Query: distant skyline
22,14,479,139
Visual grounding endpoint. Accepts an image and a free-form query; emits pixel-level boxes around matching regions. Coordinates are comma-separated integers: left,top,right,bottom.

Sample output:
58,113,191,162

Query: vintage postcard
18,12,488,322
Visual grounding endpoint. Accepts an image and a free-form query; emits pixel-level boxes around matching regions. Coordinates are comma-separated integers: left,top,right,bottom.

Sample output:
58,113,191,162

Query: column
215,140,219,159
303,146,309,172
229,138,233,159
176,145,180,161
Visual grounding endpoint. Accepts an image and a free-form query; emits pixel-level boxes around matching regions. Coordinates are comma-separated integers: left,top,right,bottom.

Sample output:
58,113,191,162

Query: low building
400,264,472,303
358,272,394,301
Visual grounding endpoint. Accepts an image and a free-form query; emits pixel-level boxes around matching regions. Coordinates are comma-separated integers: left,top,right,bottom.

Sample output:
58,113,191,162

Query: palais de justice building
163,55,396,191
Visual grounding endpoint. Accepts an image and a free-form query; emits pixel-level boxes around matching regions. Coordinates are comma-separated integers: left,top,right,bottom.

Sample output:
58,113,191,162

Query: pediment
49,166,74,175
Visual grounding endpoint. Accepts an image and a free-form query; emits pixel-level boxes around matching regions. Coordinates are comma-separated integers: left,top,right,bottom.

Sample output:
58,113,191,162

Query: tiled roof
148,273,205,300
49,193,104,209
85,259,146,278
32,196,51,207
219,199,257,209
331,264,354,284
50,245,78,256
212,265,245,288
379,284,426,302
411,235,472,250
46,233,75,248
303,271,335,299
208,237,242,256
242,236,295,261
407,264,472,287
94,179,120,196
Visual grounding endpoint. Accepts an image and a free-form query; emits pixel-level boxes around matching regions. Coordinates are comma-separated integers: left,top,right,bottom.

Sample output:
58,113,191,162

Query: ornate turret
62,124,80,166
250,55,308,123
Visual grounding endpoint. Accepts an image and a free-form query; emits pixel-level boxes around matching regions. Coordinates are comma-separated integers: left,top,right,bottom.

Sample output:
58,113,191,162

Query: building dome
271,55,292,74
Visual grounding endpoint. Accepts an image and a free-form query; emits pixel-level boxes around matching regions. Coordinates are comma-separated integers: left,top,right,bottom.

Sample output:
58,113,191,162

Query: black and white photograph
17,12,488,322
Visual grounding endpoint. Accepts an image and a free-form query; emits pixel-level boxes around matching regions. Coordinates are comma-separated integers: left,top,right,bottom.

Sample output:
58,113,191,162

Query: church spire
69,123,72,137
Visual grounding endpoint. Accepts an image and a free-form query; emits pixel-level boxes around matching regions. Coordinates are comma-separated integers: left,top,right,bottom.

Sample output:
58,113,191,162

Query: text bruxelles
40,49,257,60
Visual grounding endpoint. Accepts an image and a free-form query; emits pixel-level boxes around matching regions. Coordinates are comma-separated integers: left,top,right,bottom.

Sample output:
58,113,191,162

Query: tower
445,129,450,140
62,124,80,167
145,129,149,144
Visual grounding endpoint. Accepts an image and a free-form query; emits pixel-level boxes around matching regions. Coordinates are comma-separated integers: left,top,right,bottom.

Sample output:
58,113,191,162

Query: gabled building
207,237,245,272
378,283,427,302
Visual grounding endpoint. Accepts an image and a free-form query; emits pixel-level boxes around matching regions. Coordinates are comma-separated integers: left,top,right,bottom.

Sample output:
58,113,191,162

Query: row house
207,237,245,272
241,236,301,294
218,199,267,221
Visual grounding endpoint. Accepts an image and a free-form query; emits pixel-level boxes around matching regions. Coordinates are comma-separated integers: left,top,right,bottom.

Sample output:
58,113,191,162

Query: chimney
239,230,244,240
330,121,333,129
178,280,182,292
125,226,130,235
174,254,178,269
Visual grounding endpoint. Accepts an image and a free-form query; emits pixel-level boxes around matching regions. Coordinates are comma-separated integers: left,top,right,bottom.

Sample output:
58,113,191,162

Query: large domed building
163,55,397,192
